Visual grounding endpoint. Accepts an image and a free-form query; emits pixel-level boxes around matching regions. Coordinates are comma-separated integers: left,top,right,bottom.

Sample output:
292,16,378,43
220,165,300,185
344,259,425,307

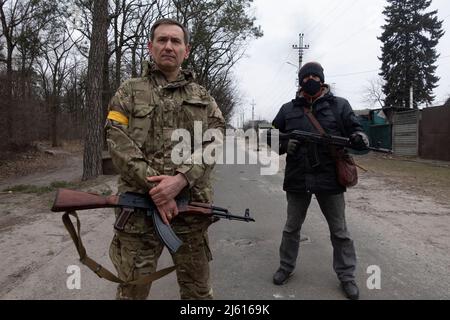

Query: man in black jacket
271,62,368,300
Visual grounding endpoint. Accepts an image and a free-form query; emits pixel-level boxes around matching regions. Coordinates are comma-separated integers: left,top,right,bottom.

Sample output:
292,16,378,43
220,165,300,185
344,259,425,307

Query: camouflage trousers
109,209,214,300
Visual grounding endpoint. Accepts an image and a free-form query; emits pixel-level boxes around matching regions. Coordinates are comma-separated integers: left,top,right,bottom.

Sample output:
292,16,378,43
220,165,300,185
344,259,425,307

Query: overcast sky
232,0,450,126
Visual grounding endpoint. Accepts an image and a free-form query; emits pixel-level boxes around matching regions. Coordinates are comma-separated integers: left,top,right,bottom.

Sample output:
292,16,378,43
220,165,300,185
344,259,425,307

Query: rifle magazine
151,211,183,253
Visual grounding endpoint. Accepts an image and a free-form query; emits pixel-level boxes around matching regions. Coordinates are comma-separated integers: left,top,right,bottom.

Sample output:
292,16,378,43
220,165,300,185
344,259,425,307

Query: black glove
287,139,301,156
350,133,368,151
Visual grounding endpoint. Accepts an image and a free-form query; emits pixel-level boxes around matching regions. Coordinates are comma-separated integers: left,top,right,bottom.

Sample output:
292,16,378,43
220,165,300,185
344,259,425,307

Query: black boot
341,280,359,300
273,268,293,286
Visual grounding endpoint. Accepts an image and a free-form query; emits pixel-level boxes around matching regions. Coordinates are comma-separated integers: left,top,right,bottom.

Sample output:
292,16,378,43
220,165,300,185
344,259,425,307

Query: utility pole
292,33,310,69
251,100,256,122
292,33,309,86
250,100,259,151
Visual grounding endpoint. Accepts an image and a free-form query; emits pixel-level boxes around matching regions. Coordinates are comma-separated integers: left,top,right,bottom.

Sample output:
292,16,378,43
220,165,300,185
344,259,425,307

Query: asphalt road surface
1,145,449,301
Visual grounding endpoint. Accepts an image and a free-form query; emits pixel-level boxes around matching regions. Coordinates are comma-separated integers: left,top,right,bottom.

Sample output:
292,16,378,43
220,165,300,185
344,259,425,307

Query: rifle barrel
368,147,392,154
212,211,255,222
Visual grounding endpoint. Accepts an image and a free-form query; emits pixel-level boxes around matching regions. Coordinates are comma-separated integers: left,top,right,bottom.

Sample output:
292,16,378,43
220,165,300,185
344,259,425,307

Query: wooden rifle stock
51,189,119,212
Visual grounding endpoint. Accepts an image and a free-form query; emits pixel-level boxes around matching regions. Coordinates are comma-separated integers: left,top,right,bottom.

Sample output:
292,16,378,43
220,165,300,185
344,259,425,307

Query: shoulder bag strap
303,107,341,159
303,107,327,135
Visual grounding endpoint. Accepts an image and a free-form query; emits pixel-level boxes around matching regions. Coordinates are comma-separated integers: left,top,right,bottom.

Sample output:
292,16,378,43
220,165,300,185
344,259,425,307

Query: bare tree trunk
102,51,111,151
1,2,14,142
50,95,59,147
82,0,109,181
131,45,138,77
4,45,14,142
115,50,122,91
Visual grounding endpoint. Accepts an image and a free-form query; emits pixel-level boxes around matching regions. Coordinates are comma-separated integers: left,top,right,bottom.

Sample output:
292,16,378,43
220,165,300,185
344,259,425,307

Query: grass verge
2,181,79,195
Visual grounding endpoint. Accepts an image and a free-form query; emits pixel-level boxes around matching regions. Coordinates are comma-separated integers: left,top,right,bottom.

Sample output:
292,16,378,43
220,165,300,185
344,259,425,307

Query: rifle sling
62,210,176,285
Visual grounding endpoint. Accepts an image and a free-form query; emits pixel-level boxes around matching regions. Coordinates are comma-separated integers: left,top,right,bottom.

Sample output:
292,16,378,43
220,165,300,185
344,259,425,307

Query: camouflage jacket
106,63,225,203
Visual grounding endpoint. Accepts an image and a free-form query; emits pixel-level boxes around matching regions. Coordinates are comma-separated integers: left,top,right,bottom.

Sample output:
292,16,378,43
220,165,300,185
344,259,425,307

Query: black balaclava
298,62,325,98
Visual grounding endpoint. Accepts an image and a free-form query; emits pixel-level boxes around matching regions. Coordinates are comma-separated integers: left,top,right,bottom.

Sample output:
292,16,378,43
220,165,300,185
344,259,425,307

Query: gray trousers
279,192,356,282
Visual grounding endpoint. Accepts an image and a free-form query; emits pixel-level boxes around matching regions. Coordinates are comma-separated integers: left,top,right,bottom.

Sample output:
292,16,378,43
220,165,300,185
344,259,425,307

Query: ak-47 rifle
52,188,254,253
278,130,392,153
51,189,254,285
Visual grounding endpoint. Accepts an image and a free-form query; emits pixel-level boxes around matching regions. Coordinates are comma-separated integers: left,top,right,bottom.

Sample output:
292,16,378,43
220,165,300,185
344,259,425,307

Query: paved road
1,147,449,300
200,161,449,301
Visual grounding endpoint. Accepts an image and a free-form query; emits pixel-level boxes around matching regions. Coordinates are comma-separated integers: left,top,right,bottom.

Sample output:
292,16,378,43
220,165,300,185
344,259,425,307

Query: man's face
149,24,190,73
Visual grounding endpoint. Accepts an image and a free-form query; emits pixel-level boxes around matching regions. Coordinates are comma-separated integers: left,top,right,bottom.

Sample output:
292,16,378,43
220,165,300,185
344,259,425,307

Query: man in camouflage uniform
105,18,225,300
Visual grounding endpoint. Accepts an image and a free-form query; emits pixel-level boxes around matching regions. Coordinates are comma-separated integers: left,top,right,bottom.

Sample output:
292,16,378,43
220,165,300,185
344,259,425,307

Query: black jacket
272,88,364,194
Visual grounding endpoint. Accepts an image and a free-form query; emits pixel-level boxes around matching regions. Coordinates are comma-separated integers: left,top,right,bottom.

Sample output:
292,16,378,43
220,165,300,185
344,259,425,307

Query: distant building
244,120,271,131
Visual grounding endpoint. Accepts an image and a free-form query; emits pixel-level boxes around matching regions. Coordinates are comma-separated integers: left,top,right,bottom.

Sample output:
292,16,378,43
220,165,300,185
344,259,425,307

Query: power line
303,0,343,36
315,54,450,80
316,14,381,61
264,81,297,114
328,69,379,78
306,0,361,43
255,51,296,103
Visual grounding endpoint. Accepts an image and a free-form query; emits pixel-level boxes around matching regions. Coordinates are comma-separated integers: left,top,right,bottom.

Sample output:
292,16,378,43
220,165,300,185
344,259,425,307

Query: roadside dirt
0,141,82,182
0,141,115,298
0,143,448,299
355,152,450,206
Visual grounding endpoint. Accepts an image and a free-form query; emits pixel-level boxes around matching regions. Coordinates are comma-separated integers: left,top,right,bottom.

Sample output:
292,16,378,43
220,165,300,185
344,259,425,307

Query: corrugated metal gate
392,110,420,156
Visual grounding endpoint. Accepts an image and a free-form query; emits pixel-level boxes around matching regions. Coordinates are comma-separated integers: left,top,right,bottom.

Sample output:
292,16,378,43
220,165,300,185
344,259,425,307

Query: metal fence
419,106,450,161
392,110,420,156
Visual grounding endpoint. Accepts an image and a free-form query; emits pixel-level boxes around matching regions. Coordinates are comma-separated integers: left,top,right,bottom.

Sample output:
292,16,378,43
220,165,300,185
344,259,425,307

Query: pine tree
378,0,444,108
